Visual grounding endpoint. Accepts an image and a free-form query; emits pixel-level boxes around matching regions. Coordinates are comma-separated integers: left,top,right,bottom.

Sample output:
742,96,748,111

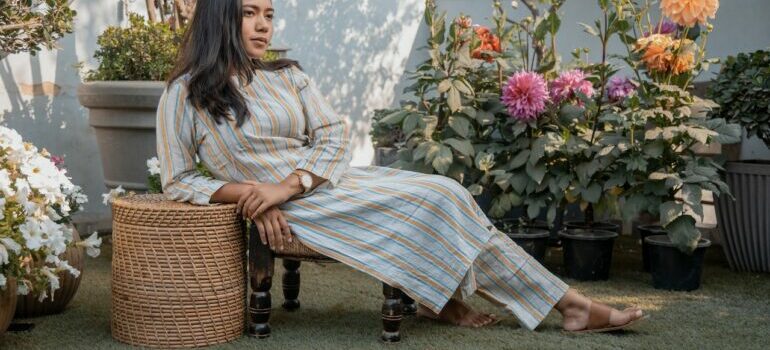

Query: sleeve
290,66,352,188
156,80,228,205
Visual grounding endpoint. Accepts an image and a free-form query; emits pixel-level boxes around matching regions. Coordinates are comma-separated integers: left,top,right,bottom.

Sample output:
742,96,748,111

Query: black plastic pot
563,220,621,233
505,228,550,264
559,229,618,281
638,225,666,272
646,235,711,291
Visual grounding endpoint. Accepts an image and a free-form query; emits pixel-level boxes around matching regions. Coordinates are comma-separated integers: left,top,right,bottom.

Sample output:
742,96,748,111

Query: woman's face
241,0,274,59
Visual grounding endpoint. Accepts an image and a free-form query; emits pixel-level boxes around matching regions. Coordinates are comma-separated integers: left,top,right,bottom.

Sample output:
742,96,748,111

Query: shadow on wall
274,0,425,166
0,1,116,216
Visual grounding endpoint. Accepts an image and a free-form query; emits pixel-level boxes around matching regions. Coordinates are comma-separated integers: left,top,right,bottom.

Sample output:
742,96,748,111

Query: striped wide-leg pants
457,227,570,330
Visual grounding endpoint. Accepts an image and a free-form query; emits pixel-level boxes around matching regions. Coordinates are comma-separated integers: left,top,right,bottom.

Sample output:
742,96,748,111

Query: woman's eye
266,14,274,20
244,10,254,17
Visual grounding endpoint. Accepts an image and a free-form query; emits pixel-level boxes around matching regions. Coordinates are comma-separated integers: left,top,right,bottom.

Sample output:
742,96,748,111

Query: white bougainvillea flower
147,157,161,176
0,169,14,197
19,218,45,250
0,237,21,254
0,245,8,265
45,254,81,278
0,274,6,288
79,232,103,258
102,185,126,205
17,282,29,295
0,126,24,151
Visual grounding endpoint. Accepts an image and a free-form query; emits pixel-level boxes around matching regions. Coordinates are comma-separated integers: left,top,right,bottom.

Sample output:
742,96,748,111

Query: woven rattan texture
111,194,246,348
112,194,239,228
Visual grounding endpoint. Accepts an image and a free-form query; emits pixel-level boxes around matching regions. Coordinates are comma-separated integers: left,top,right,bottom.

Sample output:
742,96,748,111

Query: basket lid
112,194,239,227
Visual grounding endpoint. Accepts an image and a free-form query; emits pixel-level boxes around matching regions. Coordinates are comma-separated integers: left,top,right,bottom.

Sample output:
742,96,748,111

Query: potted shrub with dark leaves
646,234,711,291
709,50,770,272
493,219,550,264
369,108,404,166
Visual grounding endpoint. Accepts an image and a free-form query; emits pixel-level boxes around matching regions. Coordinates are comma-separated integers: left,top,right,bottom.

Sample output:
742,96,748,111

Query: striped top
156,66,496,314
156,65,351,205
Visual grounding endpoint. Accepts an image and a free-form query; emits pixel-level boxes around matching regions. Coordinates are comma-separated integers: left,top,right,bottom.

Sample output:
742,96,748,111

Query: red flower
472,26,501,63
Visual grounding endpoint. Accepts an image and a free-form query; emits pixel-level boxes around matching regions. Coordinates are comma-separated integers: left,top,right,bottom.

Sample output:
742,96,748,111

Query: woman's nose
254,16,269,32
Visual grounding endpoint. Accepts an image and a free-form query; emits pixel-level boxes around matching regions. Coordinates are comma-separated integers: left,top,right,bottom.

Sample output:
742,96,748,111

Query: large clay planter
715,161,770,272
77,81,164,191
14,227,84,318
0,278,18,337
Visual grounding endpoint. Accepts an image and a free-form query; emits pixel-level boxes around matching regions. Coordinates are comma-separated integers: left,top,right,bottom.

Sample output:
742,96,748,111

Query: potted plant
77,11,186,192
369,108,404,166
599,0,739,289
379,1,562,254
1,126,103,335
710,49,770,272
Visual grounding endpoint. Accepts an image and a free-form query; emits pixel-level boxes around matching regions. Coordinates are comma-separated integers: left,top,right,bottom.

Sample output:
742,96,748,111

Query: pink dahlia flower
550,69,595,104
501,71,549,122
606,76,636,101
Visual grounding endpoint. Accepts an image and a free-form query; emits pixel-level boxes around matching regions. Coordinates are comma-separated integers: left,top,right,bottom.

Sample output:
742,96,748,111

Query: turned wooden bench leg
248,224,274,338
401,293,417,315
282,259,301,311
381,283,403,343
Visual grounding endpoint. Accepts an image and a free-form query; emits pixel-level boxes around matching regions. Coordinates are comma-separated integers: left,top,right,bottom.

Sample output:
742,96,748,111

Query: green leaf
380,110,409,125
432,144,453,174
448,116,471,138
509,150,530,169
447,87,462,113
438,79,452,93
526,161,546,184
443,138,474,156
453,79,473,96
660,201,684,227
581,184,602,203
665,215,701,253
467,184,484,196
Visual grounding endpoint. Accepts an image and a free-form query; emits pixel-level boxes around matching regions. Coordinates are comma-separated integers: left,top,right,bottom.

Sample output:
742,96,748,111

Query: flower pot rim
563,220,620,229
505,228,550,239
725,160,770,176
644,234,711,249
559,229,618,241
638,224,666,232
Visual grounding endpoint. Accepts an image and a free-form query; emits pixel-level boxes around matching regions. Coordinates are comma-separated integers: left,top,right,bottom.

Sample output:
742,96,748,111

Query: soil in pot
646,235,711,291
563,220,621,233
559,229,618,281
638,224,666,272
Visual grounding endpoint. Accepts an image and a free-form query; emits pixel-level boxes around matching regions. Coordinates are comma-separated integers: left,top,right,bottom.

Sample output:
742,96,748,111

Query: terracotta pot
14,227,84,318
0,278,17,337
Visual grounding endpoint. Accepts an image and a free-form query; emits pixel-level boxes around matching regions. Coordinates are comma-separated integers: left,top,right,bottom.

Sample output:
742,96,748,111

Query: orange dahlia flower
472,26,501,63
660,0,719,27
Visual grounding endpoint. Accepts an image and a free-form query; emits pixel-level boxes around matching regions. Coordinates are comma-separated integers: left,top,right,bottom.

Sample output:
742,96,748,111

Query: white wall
1,0,768,220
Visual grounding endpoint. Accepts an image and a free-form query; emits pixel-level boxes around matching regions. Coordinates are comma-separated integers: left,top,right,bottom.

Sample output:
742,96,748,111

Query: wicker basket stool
111,194,245,348
247,220,417,343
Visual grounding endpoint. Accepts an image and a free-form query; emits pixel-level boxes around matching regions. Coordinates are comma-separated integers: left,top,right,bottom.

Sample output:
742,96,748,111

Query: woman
157,0,646,334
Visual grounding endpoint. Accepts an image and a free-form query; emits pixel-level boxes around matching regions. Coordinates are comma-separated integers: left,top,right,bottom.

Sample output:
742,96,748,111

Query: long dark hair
167,0,301,127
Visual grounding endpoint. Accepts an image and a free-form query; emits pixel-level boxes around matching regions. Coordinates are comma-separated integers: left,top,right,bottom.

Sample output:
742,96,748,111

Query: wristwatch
292,170,313,194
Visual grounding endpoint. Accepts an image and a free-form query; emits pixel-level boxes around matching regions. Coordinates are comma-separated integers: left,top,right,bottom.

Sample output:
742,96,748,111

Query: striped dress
156,65,568,330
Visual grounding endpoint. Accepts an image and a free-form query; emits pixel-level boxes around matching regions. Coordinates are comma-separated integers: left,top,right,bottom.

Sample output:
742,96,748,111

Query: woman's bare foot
416,299,500,328
556,289,644,331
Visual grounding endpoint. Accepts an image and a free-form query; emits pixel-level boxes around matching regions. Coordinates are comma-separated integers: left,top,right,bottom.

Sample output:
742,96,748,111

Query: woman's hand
251,206,293,251
236,180,295,220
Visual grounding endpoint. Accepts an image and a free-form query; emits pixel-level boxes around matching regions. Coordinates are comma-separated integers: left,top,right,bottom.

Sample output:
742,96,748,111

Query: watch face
300,174,312,191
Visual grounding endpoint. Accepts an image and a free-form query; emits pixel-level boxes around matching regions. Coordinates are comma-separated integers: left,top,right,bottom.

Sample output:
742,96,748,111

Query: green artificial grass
1,235,769,349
